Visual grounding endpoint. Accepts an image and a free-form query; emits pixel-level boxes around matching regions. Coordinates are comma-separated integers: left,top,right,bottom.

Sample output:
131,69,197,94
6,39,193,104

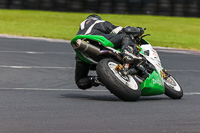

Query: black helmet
86,14,102,20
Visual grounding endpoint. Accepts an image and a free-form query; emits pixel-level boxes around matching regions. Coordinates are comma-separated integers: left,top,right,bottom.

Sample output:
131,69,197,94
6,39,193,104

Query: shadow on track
60,93,120,102
60,93,170,102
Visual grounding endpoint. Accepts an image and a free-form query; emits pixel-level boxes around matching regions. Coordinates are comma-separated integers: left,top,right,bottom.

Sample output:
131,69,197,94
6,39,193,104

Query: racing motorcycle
70,28,183,101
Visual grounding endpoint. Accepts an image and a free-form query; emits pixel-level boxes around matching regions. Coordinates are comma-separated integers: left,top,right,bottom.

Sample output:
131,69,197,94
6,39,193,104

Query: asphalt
0,37,200,133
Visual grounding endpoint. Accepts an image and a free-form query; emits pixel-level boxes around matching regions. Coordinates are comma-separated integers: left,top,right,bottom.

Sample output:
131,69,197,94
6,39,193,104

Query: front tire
164,75,183,99
96,59,141,101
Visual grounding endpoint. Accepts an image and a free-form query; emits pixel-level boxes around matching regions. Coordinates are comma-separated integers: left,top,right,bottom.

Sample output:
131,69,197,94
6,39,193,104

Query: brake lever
141,34,150,38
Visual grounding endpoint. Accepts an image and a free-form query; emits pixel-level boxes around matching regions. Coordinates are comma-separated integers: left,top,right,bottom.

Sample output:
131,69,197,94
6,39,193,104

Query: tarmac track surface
0,36,200,133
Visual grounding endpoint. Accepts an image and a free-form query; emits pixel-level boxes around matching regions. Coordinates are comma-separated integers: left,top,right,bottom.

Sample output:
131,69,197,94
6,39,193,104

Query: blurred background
0,0,199,18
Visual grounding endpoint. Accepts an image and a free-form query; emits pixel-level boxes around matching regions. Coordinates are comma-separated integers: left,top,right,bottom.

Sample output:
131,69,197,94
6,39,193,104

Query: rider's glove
122,45,140,64
123,26,139,37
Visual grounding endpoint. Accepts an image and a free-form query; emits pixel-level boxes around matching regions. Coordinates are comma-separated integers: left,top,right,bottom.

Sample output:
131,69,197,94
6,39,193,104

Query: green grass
0,9,200,50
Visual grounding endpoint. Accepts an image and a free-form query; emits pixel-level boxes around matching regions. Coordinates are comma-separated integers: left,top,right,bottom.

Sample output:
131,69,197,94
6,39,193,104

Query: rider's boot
121,36,141,64
76,76,103,90
90,76,104,87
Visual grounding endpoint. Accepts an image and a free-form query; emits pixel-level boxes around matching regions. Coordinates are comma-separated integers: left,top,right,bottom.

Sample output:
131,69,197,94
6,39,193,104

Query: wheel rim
164,76,181,91
108,62,138,90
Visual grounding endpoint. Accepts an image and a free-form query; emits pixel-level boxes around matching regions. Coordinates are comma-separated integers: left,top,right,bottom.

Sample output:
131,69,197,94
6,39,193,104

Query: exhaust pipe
98,50,123,64
72,39,100,57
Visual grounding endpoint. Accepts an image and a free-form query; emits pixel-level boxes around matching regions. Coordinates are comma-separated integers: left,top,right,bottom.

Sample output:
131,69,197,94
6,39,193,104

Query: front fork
115,63,144,84
161,69,176,86
115,63,129,75
160,69,170,80
115,63,137,76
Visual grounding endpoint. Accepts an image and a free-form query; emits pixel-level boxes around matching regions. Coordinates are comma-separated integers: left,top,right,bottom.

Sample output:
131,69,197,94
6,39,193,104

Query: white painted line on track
0,88,107,92
168,70,200,72
1,33,200,57
1,34,200,55
1,65,200,73
0,65,74,69
154,47,200,55
0,51,75,55
0,87,199,96
184,92,200,95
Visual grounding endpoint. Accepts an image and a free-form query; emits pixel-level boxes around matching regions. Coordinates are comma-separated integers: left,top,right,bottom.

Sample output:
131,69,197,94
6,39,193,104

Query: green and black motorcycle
71,30,183,101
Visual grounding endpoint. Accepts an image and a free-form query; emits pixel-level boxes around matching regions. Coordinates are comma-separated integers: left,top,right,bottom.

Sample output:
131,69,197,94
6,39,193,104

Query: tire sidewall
164,76,183,99
96,59,141,101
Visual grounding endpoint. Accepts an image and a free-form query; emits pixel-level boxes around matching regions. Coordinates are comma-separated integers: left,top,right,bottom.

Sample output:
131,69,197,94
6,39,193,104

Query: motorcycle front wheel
164,75,183,99
96,59,141,101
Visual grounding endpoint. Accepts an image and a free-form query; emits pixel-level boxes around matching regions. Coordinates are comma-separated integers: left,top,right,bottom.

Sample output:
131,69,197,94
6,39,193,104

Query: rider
75,14,144,90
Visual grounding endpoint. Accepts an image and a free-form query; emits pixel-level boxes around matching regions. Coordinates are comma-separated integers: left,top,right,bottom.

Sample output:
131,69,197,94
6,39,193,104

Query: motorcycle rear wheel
96,59,141,101
164,75,183,99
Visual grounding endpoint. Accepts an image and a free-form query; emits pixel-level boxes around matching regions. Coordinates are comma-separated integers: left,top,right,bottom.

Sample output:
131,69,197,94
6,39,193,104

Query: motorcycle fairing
139,44,165,95
141,70,165,96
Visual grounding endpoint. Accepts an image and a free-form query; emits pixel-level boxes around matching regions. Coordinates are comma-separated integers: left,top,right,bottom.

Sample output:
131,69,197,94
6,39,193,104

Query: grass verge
0,9,200,50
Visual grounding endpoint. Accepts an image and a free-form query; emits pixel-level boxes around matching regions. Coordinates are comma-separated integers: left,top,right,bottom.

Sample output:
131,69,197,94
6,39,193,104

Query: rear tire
164,76,183,99
96,59,141,101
